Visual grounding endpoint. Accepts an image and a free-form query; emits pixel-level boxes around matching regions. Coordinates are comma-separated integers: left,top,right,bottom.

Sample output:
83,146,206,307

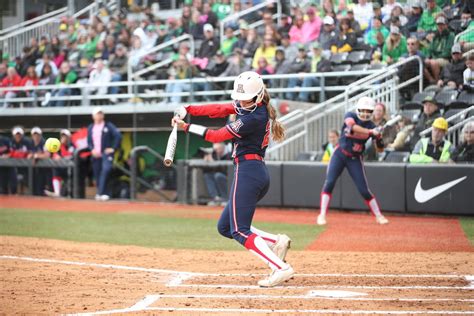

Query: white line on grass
171,284,474,290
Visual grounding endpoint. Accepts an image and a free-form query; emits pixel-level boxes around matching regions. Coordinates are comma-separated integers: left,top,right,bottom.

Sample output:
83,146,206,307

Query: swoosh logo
414,176,467,203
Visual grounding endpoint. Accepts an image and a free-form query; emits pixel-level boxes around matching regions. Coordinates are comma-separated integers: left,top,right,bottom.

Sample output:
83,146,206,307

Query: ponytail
262,89,285,142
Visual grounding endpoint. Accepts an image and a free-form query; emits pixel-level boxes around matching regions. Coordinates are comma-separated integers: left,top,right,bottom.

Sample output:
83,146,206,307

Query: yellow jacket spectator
252,35,276,70
321,129,339,162
409,118,454,163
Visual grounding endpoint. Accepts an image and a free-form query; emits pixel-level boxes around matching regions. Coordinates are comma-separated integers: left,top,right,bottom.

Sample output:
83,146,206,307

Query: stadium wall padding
179,161,474,215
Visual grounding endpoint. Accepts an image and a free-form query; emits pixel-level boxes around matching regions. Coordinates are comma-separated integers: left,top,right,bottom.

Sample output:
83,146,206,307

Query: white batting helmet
231,71,265,103
356,96,376,121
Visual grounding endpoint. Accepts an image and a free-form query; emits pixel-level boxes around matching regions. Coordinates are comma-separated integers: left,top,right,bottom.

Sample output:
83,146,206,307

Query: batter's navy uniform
217,102,271,245
322,112,375,200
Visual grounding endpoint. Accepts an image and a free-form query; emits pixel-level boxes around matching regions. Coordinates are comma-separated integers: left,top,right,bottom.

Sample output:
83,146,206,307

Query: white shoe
258,265,295,288
41,92,51,106
44,190,60,198
376,215,389,225
100,195,110,201
317,214,327,225
95,194,101,201
270,234,291,262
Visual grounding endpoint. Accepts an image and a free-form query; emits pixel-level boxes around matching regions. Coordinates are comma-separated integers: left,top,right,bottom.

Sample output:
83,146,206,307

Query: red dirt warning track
0,196,472,252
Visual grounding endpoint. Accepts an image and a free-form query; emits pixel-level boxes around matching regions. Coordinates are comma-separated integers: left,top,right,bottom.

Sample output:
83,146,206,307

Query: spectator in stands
200,50,229,100
221,27,238,57
331,18,357,53
255,56,274,77
203,142,231,206
165,55,198,104
198,24,220,60
88,59,112,96
54,49,68,69
366,103,397,160
277,13,291,38
424,16,455,83
190,10,205,40
410,96,442,149
48,61,77,107
19,66,39,105
321,129,339,163
353,0,373,31
459,12,474,50
37,63,56,106
88,107,122,201
417,0,442,33
252,34,276,70
9,126,32,194
28,127,50,196
285,46,311,100
128,35,147,70
452,121,474,163
399,37,425,100
0,63,7,81
463,54,474,91
181,5,193,34
409,117,453,163
45,129,75,197
104,35,116,59
385,6,408,29
17,46,37,77
202,2,218,27
35,53,58,78
319,16,338,51
219,48,250,91
406,2,423,33
297,43,332,102
280,34,298,62
108,44,128,94
242,27,260,58
212,0,231,21
258,10,277,38
382,25,407,64
346,10,362,37
233,22,249,51
302,7,322,43
381,0,401,21
272,47,291,95
387,117,413,151
1,67,22,108
366,17,389,47
437,44,466,89
289,14,305,44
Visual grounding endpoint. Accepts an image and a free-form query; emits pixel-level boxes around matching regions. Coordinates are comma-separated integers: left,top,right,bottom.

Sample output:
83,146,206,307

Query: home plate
308,290,368,298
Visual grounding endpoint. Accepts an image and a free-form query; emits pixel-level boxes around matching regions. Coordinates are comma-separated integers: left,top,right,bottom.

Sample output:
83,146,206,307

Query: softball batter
317,96,389,226
172,71,294,287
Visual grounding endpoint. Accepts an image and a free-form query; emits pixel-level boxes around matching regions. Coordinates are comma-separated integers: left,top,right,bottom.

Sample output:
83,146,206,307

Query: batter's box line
67,294,474,315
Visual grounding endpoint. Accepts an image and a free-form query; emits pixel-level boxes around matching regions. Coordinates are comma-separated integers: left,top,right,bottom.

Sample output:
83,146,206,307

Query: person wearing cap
398,37,425,99
233,22,249,51
410,96,442,149
28,127,51,196
319,16,339,51
424,15,455,83
451,121,474,163
301,7,322,43
406,2,423,33
463,53,474,92
198,50,229,101
298,42,332,102
197,23,220,59
221,27,238,57
8,127,32,194
277,13,291,38
285,45,311,100
219,48,251,92
365,17,389,47
382,25,407,64
437,44,466,89
44,129,75,198
352,0,374,31
108,43,128,95
87,107,122,201
346,9,362,37
409,117,453,163
417,0,441,33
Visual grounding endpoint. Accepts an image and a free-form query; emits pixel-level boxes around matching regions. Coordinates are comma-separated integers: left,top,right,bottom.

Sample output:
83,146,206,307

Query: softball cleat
258,265,295,287
376,215,389,225
317,214,327,225
271,234,291,262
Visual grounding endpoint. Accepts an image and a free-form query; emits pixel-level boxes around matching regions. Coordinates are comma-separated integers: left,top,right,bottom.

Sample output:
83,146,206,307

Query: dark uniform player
29,127,51,196
172,71,294,287
9,127,32,194
45,129,75,197
0,135,11,194
317,96,389,226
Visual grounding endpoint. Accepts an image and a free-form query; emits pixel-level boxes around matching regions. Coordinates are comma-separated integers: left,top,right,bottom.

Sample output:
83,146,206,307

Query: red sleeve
344,117,356,127
186,103,236,118
204,127,235,143
10,150,29,158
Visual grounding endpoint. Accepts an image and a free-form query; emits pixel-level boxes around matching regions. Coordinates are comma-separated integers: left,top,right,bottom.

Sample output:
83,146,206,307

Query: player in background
317,96,389,226
172,71,294,287
45,129,75,197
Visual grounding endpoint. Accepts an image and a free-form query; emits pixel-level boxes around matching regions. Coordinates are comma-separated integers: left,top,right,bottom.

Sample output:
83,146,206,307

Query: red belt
234,154,264,164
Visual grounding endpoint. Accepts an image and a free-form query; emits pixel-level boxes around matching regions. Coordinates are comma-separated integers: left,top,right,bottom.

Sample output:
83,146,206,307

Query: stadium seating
330,52,349,65
412,91,437,104
296,151,323,161
435,90,459,106
384,151,410,163
457,91,474,105
347,51,369,64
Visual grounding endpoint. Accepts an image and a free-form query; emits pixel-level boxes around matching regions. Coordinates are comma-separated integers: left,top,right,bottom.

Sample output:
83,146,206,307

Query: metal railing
0,7,68,36
455,27,473,43
266,55,424,160
419,105,474,141
0,69,381,110
219,0,281,44
128,34,195,91
130,145,175,201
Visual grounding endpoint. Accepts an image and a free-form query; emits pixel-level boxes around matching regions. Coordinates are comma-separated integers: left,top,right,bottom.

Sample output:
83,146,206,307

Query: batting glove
174,106,187,119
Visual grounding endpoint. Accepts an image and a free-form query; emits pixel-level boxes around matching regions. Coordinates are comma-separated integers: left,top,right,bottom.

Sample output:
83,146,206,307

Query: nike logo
414,176,467,203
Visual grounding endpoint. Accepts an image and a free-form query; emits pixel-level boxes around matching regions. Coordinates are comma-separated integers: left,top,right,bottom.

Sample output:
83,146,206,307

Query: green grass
460,218,474,245
0,208,323,250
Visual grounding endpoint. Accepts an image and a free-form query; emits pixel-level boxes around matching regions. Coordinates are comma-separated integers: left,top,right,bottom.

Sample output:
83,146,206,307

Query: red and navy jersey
338,112,375,156
226,103,270,158
31,138,46,153
9,137,32,158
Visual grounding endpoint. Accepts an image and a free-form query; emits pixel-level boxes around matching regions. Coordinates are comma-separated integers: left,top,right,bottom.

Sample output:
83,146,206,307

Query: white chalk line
67,295,161,316
171,284,474,290
2,255,471,280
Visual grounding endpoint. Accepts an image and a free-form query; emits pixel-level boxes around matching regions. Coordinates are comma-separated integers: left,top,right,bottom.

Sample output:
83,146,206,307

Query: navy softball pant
322,148,373,201
217,160,269,246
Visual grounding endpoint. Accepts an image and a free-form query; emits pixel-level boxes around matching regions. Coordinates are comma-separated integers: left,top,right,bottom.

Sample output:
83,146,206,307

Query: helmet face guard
231,71,265,114
355,96,376,121
356,108,374,121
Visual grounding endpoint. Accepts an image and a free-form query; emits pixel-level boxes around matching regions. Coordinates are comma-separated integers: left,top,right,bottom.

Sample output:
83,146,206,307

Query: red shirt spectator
20,66,39,95
1,67,22,94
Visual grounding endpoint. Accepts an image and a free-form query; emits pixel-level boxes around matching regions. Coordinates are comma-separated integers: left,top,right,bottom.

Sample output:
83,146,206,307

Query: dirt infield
1,196,474,314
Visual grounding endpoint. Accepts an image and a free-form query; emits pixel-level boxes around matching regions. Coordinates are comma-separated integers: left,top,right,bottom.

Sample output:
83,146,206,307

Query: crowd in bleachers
0,0,473,108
